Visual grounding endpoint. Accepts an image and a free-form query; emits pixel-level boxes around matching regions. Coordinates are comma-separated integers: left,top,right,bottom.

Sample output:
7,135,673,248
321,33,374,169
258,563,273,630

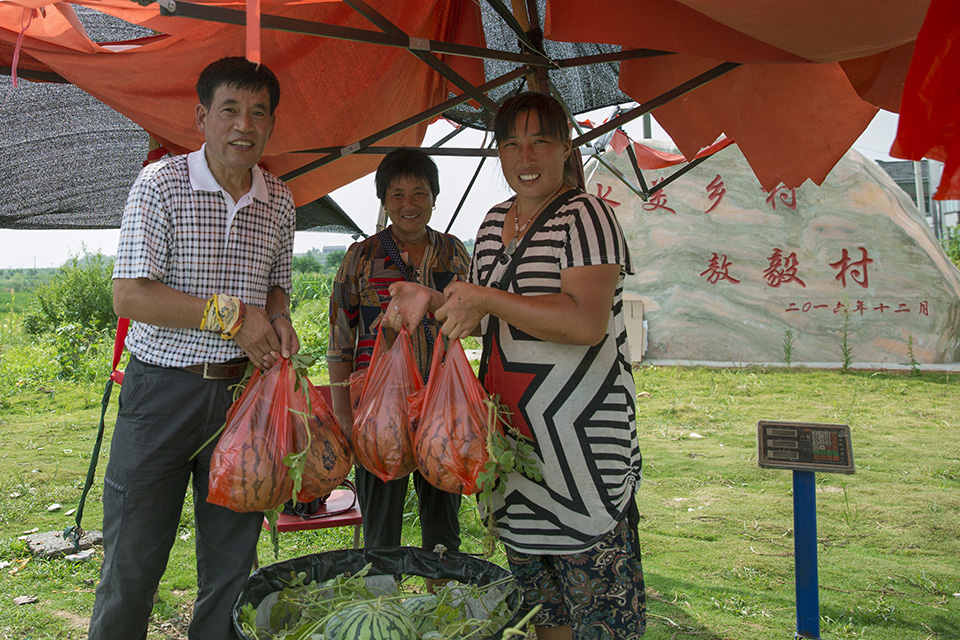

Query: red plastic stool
262,487,363,548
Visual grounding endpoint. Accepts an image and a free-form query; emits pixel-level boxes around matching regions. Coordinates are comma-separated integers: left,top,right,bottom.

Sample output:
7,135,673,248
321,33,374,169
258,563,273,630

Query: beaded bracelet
269,311,292,324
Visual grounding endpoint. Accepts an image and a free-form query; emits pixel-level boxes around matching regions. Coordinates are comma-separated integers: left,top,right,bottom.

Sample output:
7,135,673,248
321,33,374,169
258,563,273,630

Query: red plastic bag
294,381,354,502
352,326,423,482
348,367,367,417
207,358,298,513
414,338,491,495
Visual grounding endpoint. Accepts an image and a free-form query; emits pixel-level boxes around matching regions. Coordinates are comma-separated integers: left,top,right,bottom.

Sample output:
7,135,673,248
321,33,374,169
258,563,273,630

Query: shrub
291,272,333,312
292,253,323,273
28,252,116,335
293,299,330,377
22,252,117,382
53,323,115,383
324,250,346,271
289,272,335,377
943,226,960,270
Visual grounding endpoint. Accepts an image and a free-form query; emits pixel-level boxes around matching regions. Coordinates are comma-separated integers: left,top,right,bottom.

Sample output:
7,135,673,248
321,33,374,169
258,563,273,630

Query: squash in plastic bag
352,326,422,482
207,358,297,512
414,339,490,495
293,381,354,502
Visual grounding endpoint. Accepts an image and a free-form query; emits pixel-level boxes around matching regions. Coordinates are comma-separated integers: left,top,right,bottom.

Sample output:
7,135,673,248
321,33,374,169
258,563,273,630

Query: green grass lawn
0,366,957,639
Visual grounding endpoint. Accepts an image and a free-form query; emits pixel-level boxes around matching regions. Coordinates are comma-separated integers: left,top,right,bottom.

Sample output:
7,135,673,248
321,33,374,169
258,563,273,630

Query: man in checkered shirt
88,57,299,640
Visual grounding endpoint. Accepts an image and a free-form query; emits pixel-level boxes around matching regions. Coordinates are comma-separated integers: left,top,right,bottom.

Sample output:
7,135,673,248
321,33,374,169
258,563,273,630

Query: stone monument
588,142,960,365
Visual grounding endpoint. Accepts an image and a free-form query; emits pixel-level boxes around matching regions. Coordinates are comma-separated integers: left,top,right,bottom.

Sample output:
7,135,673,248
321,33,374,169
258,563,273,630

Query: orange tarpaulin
546,0,924,191
2,0,957,205
609,129,734,171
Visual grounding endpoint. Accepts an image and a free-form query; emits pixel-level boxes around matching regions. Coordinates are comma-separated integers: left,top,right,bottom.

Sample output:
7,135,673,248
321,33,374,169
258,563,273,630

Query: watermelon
321,607,349,640
323,600,416,640
400,594,439,635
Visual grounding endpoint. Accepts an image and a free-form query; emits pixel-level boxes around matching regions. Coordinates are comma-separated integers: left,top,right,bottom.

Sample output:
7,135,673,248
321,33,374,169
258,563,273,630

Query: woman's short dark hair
196,57,281,115
375,148,441,202
493,91,570,145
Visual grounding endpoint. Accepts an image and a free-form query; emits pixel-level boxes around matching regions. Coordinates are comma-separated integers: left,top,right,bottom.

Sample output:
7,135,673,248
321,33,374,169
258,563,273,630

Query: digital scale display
757,420,855,474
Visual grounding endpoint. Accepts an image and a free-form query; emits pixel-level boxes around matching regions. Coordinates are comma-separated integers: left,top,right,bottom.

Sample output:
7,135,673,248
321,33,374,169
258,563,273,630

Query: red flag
891,0,960,200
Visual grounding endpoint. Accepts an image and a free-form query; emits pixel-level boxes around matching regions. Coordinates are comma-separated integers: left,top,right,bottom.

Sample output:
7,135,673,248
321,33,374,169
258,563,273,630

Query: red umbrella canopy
1,0,955,207
548,0,927,192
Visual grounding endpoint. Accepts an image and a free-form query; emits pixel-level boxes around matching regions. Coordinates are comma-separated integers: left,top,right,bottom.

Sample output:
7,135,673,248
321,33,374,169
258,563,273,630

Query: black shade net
442,0,633,128
0,6,363,234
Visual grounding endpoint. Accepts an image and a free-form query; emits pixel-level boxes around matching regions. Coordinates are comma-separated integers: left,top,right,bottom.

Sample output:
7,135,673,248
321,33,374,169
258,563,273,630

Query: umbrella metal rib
281,66,526,182
159,0,550,68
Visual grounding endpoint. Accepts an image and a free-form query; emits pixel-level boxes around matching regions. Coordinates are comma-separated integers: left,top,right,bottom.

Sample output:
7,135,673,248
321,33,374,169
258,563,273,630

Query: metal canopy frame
148,0,742,213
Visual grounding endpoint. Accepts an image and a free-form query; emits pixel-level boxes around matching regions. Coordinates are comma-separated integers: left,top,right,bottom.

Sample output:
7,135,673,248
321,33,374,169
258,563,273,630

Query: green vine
475,395,542,558
239,564,524,640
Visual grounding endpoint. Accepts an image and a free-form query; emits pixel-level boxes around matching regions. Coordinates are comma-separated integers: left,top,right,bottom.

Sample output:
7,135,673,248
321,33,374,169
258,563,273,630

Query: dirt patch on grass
52,609,88,630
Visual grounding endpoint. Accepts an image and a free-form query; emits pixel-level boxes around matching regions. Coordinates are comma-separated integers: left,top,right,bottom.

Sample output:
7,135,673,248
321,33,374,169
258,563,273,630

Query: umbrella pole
512,0,549,93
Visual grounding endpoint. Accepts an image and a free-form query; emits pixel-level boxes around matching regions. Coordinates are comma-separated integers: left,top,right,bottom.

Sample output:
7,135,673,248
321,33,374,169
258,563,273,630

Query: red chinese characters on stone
764,249,806,288
764,184,798,211
705,174,726,214
594,183,620,207
642,178,676,215
699,253,741,284
786,301,930,315
829,247,873,289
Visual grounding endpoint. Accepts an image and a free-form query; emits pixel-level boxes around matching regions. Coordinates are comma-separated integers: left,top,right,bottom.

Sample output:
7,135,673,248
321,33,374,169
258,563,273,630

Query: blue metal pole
793,470,820,639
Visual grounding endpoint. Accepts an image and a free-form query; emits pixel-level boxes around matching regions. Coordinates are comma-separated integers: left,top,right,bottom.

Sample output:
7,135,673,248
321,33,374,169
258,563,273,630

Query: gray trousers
88,356,263,640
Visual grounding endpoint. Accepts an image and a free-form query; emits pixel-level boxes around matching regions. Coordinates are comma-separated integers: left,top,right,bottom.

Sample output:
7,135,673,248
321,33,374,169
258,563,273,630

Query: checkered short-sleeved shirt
113,147,296,368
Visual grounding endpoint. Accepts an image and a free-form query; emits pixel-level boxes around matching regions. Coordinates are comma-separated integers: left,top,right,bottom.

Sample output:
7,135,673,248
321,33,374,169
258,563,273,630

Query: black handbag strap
478,190,579,385
377,228,435,356
482,189,579,290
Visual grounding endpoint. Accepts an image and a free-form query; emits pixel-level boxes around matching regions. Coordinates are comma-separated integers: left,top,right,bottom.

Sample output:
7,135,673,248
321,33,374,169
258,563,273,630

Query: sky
0,108,902,269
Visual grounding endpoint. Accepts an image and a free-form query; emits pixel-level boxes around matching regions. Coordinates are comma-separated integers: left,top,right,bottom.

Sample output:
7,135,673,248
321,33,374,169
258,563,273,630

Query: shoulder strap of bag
482,189,579,290
377,228,436,356
478,190,579,384
64,317,129,550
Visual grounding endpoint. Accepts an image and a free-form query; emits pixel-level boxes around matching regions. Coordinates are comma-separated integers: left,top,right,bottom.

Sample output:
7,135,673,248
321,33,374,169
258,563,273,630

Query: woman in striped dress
387,92,646,640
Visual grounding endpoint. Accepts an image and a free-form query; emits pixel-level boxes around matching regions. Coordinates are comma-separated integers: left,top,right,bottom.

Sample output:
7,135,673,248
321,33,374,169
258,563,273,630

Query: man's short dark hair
196,57,281,114
375,148,441,202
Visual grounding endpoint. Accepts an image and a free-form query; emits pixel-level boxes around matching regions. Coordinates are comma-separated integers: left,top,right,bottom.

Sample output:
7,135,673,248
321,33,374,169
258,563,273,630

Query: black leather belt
180,359,249,379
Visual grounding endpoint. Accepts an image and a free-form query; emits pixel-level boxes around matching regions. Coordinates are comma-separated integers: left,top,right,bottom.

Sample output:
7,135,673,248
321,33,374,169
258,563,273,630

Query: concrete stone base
23,529,103,559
